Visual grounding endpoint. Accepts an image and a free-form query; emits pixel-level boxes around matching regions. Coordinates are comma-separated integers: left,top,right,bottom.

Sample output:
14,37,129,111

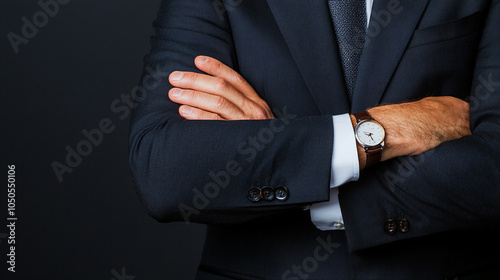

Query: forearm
130,104,334,223
349,96,472,171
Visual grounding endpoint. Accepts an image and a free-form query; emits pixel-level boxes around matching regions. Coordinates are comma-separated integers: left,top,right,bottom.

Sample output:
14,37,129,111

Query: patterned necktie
328,0,367,100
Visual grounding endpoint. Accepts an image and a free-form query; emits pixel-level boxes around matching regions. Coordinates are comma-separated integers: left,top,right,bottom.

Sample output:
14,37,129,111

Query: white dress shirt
310,0,374,231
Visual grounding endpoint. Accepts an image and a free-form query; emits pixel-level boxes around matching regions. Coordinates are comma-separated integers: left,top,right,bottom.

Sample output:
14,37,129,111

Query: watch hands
364,132,374,141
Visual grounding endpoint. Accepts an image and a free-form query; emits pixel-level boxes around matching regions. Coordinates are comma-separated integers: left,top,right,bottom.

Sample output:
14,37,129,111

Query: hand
168,56,274,120
355,96,471,164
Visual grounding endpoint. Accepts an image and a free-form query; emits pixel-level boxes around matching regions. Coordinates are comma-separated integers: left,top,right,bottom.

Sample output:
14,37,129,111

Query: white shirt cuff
310,114,360,231
331,113,359,187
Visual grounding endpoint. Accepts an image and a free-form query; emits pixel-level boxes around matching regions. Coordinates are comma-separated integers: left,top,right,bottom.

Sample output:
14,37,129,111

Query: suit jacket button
275,186,289,201
248,187,261,202
397,218,410,233
384,219,397,235
261,186,275,201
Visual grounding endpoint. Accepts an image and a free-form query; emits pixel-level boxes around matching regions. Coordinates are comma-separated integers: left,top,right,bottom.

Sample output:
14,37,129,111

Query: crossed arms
129,0,500,251
167,55,471,170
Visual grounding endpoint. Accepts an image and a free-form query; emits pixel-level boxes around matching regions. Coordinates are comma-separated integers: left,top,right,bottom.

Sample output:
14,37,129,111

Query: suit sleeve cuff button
397,218,410,233
384,219,397,235
261,186,275,201
275,186,289,201
248,187,261,202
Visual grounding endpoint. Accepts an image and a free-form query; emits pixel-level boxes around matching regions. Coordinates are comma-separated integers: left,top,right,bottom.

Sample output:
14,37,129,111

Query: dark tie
328,0,367,100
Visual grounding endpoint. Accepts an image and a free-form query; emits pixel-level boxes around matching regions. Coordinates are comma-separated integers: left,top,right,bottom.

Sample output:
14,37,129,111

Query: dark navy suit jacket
129,0,500,278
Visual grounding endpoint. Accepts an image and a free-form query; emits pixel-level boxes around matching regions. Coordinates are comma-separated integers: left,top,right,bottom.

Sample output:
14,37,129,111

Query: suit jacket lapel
267,0,350,115
352,0,430,112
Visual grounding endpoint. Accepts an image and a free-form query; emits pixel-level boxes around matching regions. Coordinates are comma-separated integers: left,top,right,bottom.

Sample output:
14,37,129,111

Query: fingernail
198,57,209,64
171,88,183,97
180,107,193,115
170,71,184,81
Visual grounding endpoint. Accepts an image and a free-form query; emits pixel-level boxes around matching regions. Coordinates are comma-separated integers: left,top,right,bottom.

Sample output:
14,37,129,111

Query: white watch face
355,120,385,147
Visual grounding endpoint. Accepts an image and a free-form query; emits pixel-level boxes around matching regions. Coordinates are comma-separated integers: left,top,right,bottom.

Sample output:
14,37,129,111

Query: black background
0,1,206,279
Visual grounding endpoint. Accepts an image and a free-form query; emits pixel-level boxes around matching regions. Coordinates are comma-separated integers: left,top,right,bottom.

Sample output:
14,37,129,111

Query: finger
194,56,262,102
169,71,249,110
168,88,246,120
178,105,224,120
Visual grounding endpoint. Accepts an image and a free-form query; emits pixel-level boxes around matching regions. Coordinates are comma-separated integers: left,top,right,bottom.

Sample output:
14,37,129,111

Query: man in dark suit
129,0,500,279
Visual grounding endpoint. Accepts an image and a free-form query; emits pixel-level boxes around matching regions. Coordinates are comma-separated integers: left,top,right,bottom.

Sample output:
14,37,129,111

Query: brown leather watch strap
354,110,373,122
366,146,382,168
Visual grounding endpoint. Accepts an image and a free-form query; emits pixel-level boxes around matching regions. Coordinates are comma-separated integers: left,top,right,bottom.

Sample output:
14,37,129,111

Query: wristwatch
354,111,385,169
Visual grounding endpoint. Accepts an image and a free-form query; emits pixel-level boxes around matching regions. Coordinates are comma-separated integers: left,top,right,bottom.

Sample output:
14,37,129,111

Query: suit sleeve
340,0,500,251
129,0,334,224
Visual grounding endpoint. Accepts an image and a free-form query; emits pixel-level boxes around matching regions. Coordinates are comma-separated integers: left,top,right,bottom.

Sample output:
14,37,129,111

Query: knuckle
185,72,198,84
214,77,228,91
254,109,268,120
234,73,246,84
183,90,195,101
196,111,211,120
199,113,212,120
245,101,271,119
213,60,224,75
213,95,227,110
188,111,199,120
